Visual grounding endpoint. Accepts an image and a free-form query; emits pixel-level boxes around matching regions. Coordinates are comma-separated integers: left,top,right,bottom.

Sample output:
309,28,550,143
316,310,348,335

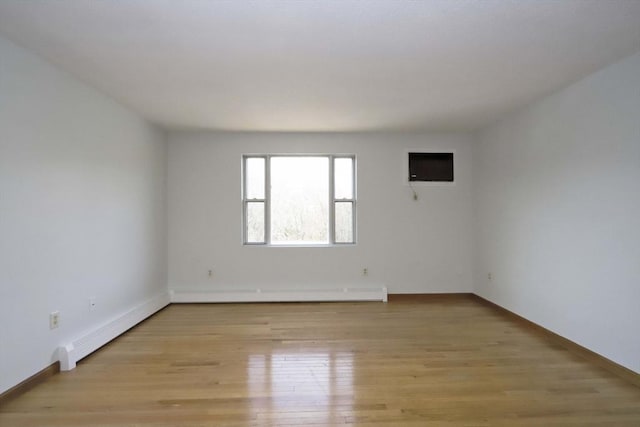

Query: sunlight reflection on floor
248,351,354,424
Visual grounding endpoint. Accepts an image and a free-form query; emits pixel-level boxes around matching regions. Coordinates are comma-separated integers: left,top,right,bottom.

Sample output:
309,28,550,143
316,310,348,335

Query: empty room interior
1,1,640,425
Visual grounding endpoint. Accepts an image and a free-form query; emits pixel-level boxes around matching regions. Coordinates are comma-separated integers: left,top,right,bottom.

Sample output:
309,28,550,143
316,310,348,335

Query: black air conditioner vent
408,152,454,182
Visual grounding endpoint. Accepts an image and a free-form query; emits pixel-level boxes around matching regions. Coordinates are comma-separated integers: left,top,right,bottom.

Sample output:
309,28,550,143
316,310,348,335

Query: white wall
0,36,168,393
168,132,474,295
474,52,640,373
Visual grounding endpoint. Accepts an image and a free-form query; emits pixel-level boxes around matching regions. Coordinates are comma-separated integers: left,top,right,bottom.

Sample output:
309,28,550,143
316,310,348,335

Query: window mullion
329,155,335,244
242,156,249,244
351,155,356,244
264,155,271,245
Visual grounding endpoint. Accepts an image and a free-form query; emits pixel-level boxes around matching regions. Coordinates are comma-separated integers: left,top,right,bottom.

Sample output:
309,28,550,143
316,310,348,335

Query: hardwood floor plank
1,299,639,426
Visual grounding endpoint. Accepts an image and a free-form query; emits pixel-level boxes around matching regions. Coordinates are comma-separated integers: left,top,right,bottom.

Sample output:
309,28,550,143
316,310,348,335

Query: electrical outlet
488,272,492,281
50,311,60,329
363,268,368,276
89,297,96,310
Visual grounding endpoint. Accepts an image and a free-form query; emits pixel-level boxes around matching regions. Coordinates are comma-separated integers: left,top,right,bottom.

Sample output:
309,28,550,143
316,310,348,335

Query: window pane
335,202,353,243
245,157,265,199
334,157,353,199
270,157,329,244
246,202,265,243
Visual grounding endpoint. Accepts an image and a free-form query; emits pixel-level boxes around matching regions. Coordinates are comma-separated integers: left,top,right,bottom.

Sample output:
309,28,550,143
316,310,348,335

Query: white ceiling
1,1,639,132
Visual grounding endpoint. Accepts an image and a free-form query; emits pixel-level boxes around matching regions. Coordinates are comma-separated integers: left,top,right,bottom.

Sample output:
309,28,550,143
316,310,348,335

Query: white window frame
242,154,356,246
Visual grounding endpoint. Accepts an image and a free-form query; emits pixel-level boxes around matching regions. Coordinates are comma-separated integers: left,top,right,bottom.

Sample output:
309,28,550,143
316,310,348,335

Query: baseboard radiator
169,287,388,303
57,292,170,371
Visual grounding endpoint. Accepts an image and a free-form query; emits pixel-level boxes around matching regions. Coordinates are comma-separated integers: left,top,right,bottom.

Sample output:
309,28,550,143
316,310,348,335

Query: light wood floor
1,297,639,426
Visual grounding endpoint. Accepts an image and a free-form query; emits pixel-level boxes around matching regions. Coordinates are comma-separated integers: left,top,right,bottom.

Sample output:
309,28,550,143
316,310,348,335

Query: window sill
243,243,356,248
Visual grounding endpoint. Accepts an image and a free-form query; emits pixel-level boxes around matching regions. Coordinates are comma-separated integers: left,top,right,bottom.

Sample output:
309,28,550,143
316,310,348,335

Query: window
243,155,356,245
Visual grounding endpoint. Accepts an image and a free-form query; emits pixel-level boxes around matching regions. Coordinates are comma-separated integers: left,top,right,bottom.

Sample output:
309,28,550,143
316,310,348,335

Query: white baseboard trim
170,287,388,303
58,292,170,371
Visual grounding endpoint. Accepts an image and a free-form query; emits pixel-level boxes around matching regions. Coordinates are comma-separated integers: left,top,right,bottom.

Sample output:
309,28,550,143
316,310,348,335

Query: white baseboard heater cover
58,292,170,371
170,287,388,303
